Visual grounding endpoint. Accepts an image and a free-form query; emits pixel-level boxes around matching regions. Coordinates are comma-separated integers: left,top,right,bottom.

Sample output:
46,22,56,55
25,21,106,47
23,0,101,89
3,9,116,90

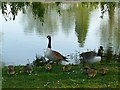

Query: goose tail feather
64,59,69,62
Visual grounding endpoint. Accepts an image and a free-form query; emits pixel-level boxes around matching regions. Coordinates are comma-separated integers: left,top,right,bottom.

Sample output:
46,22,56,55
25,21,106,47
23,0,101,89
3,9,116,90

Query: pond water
1,2,120,65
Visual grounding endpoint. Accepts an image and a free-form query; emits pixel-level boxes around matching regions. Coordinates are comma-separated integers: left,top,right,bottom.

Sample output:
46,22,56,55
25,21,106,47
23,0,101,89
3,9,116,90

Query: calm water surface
1,3,120,65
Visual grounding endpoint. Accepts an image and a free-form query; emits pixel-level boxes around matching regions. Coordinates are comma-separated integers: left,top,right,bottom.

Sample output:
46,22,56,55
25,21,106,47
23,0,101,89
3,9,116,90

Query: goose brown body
52,50,67,61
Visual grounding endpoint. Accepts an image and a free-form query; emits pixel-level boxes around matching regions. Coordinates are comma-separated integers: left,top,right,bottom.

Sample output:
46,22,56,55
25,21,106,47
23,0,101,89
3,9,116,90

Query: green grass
2,60,120,88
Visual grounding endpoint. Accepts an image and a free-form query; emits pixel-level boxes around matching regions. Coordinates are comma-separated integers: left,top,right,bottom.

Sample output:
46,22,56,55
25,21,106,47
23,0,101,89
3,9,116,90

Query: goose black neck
48,37,51,49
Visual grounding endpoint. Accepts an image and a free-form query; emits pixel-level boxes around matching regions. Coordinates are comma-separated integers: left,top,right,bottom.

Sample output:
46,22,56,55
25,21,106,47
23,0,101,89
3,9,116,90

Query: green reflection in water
1,2,119,52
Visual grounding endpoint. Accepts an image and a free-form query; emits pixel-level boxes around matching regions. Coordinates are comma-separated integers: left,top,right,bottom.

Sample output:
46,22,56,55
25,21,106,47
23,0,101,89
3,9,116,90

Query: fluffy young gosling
62,65,72,72
99,67,109,75
45,63,52,71
7,65,15,76
87,68,97,78
20,64,33,74
81,66,90,74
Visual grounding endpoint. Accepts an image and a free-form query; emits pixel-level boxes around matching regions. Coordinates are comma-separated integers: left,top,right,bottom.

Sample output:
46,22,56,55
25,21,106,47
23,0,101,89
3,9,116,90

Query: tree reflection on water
1,2,119,53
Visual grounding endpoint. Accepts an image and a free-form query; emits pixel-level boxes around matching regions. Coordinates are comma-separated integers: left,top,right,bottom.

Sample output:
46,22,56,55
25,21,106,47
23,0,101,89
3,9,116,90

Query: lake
1,2,120,65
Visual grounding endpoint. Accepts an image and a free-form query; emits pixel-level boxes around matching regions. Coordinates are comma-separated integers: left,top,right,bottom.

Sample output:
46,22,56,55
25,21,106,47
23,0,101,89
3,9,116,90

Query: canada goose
99,67,109,75
62,65,72,72
86,68,97,78
44,35,68,64
80,51,101,67
7,65,15,76
45,63,52,71
20,64,33,74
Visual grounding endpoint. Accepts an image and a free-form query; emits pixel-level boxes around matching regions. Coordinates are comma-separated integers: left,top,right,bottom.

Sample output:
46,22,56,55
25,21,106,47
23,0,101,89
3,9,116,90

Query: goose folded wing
81,51,97,60
52,50,66,61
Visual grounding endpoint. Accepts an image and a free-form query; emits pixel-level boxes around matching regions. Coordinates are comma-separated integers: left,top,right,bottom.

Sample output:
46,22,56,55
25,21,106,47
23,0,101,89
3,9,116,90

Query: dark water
1,2,120,65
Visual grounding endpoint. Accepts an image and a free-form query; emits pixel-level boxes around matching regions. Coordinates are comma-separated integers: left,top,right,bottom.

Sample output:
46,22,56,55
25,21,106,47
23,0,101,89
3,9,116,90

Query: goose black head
47,35,51,39
47,35,51,48
100,46,104,50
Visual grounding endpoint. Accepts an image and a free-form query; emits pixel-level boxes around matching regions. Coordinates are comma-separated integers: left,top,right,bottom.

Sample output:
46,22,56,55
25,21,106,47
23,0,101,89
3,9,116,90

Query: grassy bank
2,60,119,88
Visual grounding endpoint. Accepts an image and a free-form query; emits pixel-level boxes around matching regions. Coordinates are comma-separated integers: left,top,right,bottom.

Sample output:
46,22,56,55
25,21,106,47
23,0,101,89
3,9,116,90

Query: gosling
86,68,97,78
20,64,33,74
7,65,15,76
99,67,109,75
45,63,52,71
81,66,90,74
62,65,71,72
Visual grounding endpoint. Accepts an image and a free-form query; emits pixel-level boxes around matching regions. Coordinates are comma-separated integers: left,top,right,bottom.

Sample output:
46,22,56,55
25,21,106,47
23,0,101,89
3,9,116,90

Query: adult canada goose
80,51,101,67
44,35,68,64
7,65,15,76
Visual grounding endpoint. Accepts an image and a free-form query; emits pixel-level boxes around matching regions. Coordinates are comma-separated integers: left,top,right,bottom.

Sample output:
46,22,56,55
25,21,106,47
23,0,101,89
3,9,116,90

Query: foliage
1,2,118,43
106,46,113,61
33,55,47,66
1,2,29,21
1,2,117,21
32,2,45,23
1,2,45,22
